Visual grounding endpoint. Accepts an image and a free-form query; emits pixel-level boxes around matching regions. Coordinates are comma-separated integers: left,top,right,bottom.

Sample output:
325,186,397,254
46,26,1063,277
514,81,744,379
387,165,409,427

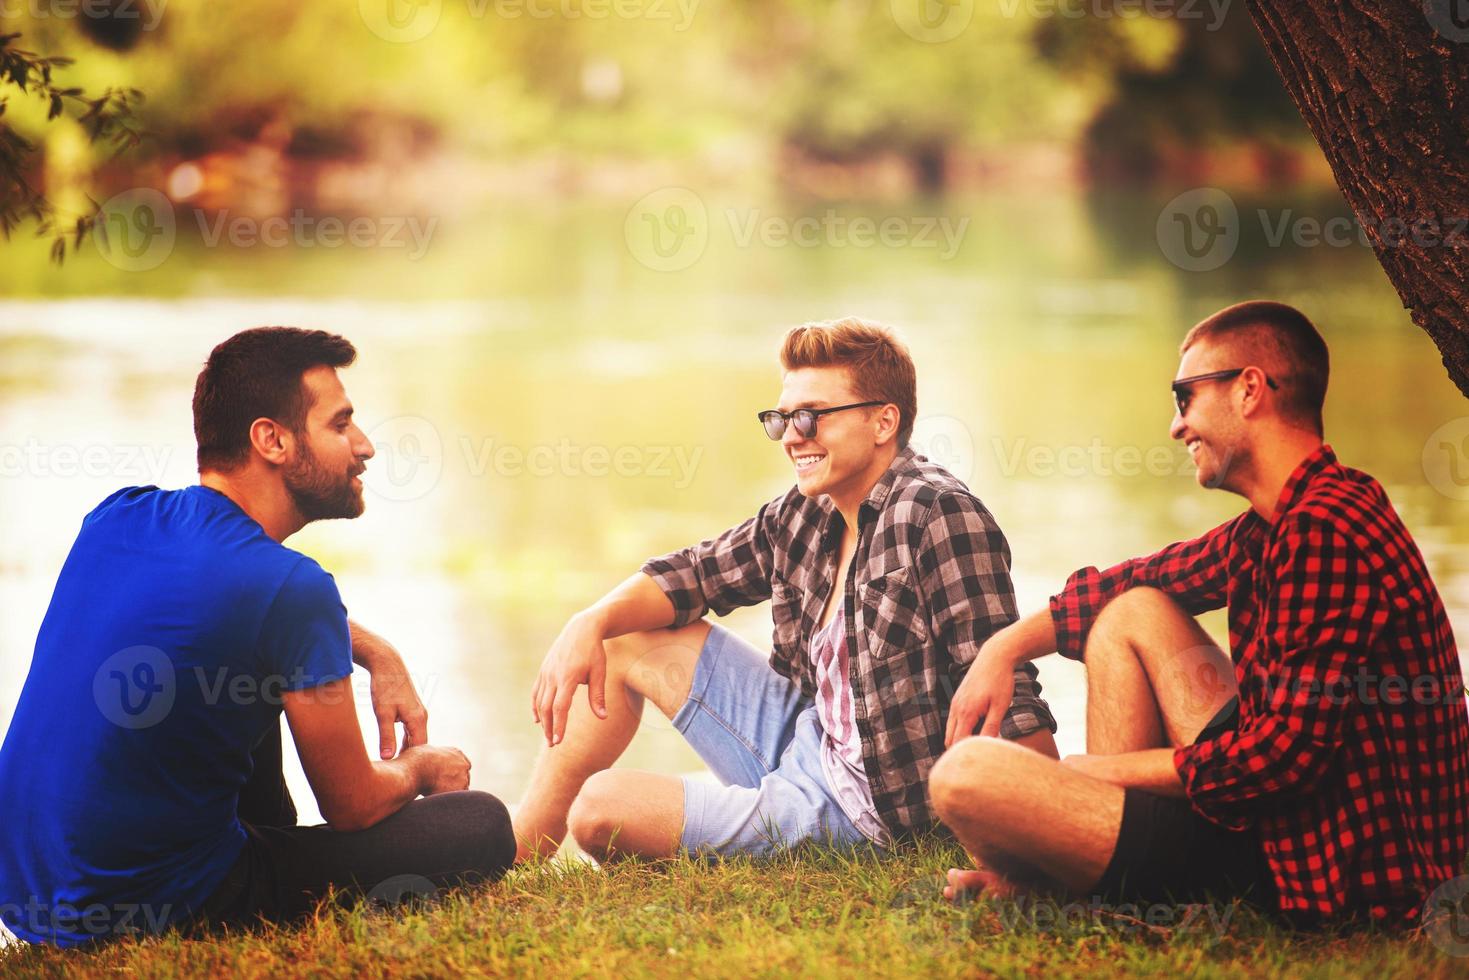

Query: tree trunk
1245,0,1469,398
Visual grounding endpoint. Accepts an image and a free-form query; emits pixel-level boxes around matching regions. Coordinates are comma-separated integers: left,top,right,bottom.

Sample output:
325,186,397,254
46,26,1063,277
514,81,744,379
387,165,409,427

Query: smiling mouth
792,453,826,472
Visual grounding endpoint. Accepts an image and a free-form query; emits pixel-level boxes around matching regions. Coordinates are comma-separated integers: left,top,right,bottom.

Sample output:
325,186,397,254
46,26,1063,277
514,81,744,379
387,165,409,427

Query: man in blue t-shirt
0,327,514,947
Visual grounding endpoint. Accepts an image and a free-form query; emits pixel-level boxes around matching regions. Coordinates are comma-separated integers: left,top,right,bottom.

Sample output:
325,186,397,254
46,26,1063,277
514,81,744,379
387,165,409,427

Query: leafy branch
0,31,145,262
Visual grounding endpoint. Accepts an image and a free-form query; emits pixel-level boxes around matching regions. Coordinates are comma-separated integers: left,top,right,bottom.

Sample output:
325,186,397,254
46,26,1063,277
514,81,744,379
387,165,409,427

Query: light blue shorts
672,624,876,857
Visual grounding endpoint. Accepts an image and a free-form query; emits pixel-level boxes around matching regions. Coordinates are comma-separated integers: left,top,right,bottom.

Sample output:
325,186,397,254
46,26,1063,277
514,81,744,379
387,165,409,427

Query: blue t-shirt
0,486,352,946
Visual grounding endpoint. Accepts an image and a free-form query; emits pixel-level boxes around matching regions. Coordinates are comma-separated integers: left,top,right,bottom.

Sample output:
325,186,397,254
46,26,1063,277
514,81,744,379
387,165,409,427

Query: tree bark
1245,0,1469,398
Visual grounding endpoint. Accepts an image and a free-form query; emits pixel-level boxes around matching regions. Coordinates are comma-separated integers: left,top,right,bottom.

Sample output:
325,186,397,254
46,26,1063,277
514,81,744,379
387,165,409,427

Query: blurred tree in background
2,0,1317,209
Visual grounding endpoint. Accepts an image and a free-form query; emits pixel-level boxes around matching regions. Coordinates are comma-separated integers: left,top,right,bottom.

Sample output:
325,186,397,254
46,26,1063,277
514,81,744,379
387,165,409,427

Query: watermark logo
626,643,698,733
365,874,440,907
1423,417,1469,501
92,188,176,272
1423,875,1469,955
365,416,444,503
1156,187,1239,272
359,0,443,42
0,0,167,30
625,187,709,272
910,415,976,483
92,645,175,729
1425,0,1469,44
890,0,974,43
195,211,437,260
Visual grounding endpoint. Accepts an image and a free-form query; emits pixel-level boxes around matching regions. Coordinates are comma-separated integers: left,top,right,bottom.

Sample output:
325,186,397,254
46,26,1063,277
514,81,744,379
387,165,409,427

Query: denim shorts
672,624,876,857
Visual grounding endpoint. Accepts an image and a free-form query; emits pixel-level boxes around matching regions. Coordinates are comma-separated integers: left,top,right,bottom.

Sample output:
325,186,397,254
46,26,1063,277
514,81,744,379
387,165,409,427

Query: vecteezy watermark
462,438,704,489
0,0,166,30
995,896,1237,937
1156,187,1240,273
358,0,699,43
623,187,710,272
92,648,442,729
1423,417,1469,502
91,188,438,271
93,646,177,730
364,416,445,504
1257,668,1466,711
889,0,975,43
364,415,706,503
0,897,173,944
195,211,437,261
624,187,970,272
890,0,1232,44
995,0,1231,30
1425,0,1469,44
93,188,177,273
992,436,1212,480
910,415,977,483
0,439,173,482
365,874,440,907
1424,875,1469,956
1157,187,1469,272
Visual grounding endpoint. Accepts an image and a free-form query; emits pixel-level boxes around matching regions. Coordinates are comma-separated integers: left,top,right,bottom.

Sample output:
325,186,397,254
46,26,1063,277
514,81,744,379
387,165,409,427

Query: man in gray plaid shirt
514,317,1057,862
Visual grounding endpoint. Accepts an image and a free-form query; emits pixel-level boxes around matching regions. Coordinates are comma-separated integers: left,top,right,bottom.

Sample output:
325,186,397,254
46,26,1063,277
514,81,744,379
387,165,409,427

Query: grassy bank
1,838,1456,978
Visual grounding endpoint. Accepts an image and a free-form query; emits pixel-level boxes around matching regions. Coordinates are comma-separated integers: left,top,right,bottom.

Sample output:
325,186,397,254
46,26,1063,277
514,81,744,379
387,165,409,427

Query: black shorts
1092,699,1277,908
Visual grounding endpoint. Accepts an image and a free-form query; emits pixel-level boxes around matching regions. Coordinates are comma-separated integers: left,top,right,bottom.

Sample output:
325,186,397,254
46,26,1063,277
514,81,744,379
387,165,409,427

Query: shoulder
1287,464,1393,550
882,456,1005,549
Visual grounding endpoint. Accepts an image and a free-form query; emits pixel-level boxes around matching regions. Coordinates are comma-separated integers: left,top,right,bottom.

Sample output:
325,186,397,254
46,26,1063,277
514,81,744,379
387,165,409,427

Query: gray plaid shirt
642,447,1055,838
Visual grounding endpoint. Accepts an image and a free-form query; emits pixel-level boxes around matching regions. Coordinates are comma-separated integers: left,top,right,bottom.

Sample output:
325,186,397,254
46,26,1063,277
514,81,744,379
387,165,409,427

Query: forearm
328,753,425,831
349,619,389,669
993,608,1060,667
578,572,678,639
1069,749,1185,797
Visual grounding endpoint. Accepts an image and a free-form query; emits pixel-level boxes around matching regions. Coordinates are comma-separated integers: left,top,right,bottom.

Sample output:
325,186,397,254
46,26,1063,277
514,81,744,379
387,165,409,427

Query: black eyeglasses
757,401,885,441
1171,368,1278,416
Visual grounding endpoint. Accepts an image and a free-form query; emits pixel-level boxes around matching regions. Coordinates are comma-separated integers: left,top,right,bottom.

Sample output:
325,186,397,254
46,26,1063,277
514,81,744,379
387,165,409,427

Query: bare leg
932,737,1124,894
513,620,710,862
565,769,686,861
942,587,1237,897
1083,587,1236,754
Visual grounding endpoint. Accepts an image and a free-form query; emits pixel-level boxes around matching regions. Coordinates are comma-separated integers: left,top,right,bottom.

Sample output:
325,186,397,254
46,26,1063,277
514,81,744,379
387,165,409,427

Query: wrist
398,745,431,794
573,606,610,638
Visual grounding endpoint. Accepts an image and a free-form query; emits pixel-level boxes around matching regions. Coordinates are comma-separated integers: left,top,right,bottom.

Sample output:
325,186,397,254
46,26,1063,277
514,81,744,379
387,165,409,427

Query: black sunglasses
757,401,885,441
1171,368,1278,416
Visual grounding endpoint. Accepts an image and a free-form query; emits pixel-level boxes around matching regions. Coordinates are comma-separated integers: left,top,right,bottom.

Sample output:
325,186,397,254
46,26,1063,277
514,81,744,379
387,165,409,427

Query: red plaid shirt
1050,445,1468,921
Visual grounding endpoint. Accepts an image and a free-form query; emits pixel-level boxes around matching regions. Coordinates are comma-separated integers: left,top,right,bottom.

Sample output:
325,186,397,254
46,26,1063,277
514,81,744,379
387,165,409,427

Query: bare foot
943,866,1023,903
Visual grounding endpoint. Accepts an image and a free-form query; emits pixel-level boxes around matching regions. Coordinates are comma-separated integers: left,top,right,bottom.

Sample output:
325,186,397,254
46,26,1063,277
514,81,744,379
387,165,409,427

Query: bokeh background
2,0,1467,822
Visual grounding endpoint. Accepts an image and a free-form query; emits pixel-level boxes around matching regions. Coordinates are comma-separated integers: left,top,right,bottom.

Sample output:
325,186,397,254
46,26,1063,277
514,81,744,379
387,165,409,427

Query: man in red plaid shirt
930,300,1469,924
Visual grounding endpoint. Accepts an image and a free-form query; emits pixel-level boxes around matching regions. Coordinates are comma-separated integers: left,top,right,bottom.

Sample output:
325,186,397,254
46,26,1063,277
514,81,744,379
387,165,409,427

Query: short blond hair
780,317,918,448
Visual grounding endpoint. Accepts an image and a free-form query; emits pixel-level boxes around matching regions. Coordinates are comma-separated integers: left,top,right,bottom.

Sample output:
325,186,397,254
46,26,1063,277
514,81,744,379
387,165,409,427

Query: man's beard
285,438,364,521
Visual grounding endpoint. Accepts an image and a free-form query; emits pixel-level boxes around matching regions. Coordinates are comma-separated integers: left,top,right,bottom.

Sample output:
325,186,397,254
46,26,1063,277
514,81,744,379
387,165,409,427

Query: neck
1237,429,1325,521
199,468,306,543
827,445,900,532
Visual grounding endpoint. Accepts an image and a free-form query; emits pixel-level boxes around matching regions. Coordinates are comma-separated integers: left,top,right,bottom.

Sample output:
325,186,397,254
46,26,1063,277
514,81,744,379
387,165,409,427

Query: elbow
319,799,379,833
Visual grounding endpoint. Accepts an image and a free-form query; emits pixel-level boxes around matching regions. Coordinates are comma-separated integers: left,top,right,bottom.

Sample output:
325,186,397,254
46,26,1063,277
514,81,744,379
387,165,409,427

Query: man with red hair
515,317,1057,861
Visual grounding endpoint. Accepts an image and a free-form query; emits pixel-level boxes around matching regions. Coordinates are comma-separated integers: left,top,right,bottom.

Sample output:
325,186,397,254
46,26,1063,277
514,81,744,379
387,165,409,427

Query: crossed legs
513,620,711,862
931,587,1237,897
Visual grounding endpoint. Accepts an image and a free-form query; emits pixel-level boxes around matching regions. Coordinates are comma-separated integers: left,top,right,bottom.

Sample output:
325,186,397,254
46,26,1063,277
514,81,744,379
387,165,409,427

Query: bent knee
566,773,629,854
929,737,1025,821
441,790,516,880
1090,587,1185,640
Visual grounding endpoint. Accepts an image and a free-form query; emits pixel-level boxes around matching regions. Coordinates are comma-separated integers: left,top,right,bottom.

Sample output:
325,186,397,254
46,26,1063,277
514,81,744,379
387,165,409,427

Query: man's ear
1238,367,1271,420
248,417,293,466
874,404,901,446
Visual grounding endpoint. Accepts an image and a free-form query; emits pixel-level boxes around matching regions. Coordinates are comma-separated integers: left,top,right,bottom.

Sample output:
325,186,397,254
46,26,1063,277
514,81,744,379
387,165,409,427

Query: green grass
1,838,1459,978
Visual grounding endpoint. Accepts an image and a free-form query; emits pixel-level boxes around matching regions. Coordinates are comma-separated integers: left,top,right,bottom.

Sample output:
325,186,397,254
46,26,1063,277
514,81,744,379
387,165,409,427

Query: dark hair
193,327,357,472
1181,301,1329,434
